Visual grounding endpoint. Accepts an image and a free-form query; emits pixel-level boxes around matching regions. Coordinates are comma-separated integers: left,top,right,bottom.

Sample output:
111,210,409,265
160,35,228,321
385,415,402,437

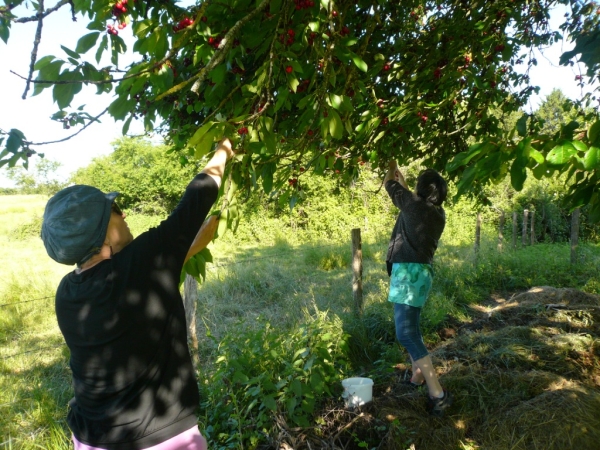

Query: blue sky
0,3,596,187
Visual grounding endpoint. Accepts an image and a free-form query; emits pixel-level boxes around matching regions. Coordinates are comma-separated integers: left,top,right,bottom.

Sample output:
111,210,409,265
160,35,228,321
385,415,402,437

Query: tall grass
1,195,599,448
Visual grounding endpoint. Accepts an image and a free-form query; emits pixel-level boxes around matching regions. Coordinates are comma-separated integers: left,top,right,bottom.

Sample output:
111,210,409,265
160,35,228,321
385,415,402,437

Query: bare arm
384,160,409,190
201,138,235,187
184,214,219,264
184,138,234,263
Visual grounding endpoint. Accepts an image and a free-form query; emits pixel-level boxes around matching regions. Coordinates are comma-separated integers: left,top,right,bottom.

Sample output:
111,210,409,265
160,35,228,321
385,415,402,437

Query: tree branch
12,0,69,23
22,0,45,99
24,107,108,146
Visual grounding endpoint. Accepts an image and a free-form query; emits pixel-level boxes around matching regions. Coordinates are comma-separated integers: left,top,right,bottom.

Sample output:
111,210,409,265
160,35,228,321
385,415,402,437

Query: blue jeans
394,303,428,361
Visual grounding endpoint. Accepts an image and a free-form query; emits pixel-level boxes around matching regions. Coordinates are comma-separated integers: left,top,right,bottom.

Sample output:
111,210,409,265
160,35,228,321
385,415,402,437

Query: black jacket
385,180,445,276
55,174,218,449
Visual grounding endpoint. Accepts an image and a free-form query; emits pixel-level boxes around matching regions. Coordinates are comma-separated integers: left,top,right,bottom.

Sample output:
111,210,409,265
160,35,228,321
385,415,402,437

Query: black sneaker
427,390,453,417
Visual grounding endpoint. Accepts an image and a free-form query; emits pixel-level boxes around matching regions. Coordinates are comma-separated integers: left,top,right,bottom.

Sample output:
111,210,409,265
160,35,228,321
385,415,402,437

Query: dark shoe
427,390,453,417
402,378,426,388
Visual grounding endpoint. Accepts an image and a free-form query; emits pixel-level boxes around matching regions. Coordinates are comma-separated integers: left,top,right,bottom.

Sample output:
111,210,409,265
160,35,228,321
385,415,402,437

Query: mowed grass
1,194,599,449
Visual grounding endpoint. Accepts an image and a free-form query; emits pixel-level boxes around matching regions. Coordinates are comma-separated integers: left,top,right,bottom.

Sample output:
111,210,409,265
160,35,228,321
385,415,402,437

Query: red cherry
332,10,338,17
383,64,390,71
307,129,314,136
288,29,295,37
300,167,305,172
285,65,293,73
382,117,389,125
208,37,215,44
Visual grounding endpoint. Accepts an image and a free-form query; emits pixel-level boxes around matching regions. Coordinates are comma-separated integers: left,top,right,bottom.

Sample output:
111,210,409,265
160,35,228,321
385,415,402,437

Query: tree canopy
1,0,599,222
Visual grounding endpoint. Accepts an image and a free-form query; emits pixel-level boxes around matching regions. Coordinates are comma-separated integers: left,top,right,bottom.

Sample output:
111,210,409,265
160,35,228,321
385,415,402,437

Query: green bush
10,214,43,240
198,310,350,449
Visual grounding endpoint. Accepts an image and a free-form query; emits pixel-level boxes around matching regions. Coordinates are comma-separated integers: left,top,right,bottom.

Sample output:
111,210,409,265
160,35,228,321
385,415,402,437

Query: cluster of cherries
107,0,130,35
279,28,296,46
237,127,249,135
296,79,310,93
288,178,298,186
106,23,122,35
293,0,315,10
112,0,128,17
173,17,194,32
207,36,222,49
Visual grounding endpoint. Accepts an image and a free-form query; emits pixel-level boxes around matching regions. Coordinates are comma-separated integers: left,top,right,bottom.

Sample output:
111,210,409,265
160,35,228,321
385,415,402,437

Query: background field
1,189,599,449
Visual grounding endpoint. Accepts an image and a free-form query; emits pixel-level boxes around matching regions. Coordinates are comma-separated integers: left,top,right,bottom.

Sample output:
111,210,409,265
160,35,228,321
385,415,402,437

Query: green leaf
60,45,80,60
516,114,528,137
529,148,545,164
328,109,343,140
587,198,600,223
287,73,299,93
0,20,9,44
546,142,577,165
588,120,600,144
583,146,599,170
6,129,25,153
195,127,219,159
209,64,227,85
329,93,343,110
572,140,587,153
75,32,101,54
263,395,277,411
95,34,108,64
261,163,275,194
33,55,55,71
188,122,215,147
510,159,527,191
350,53,368,72
108,95,136,121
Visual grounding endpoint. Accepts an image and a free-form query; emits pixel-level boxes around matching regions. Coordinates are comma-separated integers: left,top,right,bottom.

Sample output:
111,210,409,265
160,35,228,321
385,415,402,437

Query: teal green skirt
388,262,433,308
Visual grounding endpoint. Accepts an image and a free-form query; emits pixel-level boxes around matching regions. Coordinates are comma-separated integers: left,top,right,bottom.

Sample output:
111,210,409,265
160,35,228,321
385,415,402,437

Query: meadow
1,194,599,449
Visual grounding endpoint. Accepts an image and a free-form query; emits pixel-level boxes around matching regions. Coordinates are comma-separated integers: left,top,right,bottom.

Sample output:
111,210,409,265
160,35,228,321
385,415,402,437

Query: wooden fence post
570,208,580,264
498,210,505,251
522,209,529,247
530,210,535,245
351,228,363,316
474,213,481,255
512,212,517,250
183,274,199,366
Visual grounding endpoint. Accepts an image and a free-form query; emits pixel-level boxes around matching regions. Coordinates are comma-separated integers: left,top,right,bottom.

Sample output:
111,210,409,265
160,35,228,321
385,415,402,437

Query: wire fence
0,241,353,365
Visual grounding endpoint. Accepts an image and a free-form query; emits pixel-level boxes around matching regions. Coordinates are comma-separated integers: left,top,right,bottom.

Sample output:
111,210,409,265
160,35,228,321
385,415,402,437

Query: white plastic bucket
341,377,373,408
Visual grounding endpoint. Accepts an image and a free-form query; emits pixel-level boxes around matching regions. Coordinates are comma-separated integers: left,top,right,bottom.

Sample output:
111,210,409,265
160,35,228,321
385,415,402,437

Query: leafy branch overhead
1,0,599,221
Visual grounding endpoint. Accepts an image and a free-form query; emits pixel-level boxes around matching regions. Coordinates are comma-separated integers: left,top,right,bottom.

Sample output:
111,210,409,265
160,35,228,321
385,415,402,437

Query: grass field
1,195,599,449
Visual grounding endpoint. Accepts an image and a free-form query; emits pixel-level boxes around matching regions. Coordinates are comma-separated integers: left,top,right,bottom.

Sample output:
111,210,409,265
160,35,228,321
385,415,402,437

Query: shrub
198,310,350,449
10,214,43,240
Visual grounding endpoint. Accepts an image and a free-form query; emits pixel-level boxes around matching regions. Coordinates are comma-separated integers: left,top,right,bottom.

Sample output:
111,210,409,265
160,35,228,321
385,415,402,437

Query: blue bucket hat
41,185,119,266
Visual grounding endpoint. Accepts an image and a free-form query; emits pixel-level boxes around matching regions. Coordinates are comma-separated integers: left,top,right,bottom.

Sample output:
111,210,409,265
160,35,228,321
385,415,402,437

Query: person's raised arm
384,160,409,190
201,138,235,187
183,138,235,263
184,214,219,264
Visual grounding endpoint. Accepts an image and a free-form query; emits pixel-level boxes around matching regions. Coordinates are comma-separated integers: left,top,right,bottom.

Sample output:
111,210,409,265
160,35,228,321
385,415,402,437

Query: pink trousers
72,425,208,450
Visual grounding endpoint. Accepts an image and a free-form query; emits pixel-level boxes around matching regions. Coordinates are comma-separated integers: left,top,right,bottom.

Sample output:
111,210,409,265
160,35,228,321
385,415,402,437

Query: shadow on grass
314,287,600,450
0,345,72,450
